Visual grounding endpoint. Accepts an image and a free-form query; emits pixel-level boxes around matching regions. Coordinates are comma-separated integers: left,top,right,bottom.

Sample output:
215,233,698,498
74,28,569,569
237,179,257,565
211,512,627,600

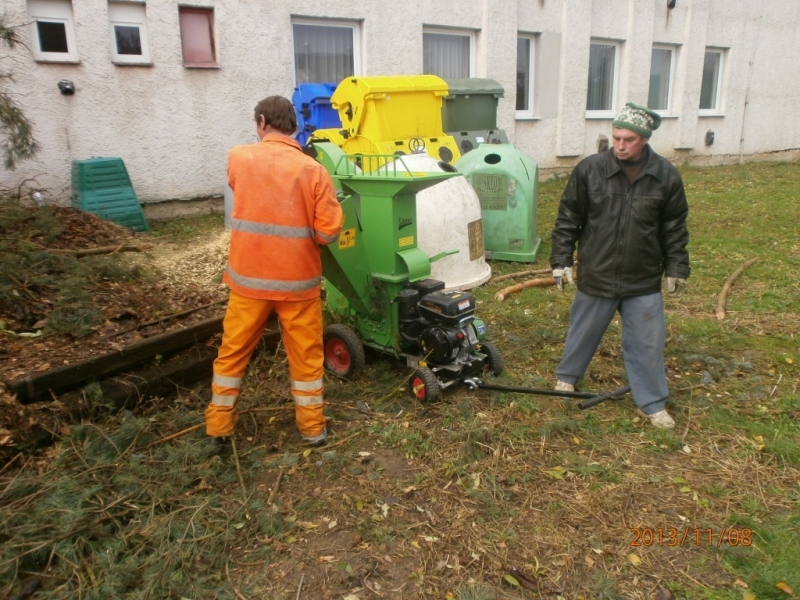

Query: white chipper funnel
392,153,491,290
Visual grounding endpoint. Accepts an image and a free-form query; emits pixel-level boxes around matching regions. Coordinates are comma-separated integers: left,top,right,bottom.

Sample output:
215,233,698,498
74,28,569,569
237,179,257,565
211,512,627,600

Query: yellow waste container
319,75,461,169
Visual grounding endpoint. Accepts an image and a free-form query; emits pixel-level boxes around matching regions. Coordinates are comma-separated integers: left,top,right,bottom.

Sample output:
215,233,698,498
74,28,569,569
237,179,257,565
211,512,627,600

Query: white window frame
108,2,151,65
699,47,725,115
291,18,361,87
422,27,476,79
586,39,620,119
27,0,79,63
516,34,535,118
648,44,676,115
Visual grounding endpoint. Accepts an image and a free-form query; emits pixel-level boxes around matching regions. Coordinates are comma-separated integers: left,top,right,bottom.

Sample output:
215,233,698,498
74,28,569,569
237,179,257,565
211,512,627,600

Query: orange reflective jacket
225,134,342,301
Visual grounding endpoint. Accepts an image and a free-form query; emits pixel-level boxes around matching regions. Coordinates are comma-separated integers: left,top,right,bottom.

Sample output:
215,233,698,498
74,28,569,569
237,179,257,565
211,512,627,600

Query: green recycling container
455,144,540,262
71,157,149,232
442,78,510,155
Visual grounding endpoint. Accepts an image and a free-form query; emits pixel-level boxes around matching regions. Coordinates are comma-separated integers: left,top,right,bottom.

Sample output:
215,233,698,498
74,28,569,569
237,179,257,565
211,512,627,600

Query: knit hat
612,102,662,137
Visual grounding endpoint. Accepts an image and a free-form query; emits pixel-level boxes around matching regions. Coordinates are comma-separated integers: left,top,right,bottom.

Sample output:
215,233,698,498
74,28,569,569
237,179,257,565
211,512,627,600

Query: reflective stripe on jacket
225,134,343,301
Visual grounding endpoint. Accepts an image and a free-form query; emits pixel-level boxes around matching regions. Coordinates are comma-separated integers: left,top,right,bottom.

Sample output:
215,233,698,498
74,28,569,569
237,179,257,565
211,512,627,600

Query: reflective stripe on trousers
205,290,326,438
225,264,322,294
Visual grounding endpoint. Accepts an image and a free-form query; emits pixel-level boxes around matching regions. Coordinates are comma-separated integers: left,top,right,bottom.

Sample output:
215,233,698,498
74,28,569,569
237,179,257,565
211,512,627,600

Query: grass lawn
1,161,798,599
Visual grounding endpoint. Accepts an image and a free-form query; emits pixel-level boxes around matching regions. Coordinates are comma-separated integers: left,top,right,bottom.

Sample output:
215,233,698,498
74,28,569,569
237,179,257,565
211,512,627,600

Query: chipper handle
577,385,632,410
461,378,631,406
428,249,459,263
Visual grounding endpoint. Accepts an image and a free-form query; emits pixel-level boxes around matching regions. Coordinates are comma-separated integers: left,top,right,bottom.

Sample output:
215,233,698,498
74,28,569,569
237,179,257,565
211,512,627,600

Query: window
423,29,474,79
108,2,151,64
178,6,216,67
292,20,359,85
516,36,535,116
586,40,619,116
699,48,724,113
27,0,79,62
648,45,675,113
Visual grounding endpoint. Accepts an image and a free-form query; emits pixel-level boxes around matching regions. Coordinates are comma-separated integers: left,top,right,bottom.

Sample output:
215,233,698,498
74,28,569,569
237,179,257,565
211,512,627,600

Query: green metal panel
309,143,361,189
314,146,458,351
70,157,149,232
397,247,432,282
455,144,541,262
320,192,371,316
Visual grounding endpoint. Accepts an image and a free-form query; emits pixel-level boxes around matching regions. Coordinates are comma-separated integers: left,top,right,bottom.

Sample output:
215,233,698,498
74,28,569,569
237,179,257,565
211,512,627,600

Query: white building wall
2,0,799,206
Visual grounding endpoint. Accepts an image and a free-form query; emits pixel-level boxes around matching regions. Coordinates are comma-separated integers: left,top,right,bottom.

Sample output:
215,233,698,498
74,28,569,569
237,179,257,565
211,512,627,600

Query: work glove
666,277,686,298
553,266,574,291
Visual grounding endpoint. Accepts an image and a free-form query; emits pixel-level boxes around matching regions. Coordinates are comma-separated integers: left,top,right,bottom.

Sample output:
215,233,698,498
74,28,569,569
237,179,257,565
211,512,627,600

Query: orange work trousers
205,290,325,439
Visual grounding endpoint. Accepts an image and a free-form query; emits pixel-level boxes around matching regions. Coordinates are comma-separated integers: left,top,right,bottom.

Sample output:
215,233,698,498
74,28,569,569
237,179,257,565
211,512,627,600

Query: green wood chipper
309,142,503,402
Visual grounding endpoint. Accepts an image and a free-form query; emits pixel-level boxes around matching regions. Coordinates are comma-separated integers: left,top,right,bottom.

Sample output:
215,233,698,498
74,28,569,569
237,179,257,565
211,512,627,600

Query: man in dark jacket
550,102,690,429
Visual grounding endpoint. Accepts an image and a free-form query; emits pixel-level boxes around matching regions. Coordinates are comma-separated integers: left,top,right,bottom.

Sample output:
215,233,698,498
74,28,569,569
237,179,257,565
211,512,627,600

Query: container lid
334,75,448,100
292,82,337,105
443,78,505,98
332,75,449,137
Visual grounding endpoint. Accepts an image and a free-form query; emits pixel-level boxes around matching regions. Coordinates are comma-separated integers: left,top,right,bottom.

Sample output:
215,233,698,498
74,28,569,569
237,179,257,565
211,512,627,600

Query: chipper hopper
311,142,503,402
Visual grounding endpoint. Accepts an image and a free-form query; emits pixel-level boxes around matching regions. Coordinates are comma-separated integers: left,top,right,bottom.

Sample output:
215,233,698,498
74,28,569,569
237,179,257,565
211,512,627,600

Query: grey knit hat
612,102,662,137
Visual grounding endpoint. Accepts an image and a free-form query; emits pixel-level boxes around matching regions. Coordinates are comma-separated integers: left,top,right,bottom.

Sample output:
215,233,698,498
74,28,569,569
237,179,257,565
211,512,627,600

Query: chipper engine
310,143,502,402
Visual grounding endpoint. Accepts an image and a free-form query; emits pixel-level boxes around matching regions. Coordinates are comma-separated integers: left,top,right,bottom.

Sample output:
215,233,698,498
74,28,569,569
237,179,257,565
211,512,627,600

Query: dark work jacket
550,146,690,298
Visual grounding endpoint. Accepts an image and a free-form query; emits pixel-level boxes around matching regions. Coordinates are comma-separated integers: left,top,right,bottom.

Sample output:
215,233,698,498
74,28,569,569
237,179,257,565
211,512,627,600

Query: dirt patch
0,202,227,464
243,422,444,599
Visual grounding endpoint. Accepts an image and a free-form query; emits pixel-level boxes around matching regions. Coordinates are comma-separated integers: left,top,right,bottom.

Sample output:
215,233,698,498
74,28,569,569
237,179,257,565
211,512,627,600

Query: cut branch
52,243,154,257
489,268,550,285
101,298,227,340
494,277,556,301
144,423,204,449
77,243,153,257
715,257,759,321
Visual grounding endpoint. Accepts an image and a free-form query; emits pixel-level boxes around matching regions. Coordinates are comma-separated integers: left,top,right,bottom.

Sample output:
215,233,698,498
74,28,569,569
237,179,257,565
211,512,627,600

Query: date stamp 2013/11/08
630,527,752,548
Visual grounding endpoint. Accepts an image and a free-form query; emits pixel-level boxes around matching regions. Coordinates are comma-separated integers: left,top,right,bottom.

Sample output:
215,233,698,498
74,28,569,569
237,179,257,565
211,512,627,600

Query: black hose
578,385,632,409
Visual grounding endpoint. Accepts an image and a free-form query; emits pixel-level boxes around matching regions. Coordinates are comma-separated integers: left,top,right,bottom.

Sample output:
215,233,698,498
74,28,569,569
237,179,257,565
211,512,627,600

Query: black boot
206,436,230,454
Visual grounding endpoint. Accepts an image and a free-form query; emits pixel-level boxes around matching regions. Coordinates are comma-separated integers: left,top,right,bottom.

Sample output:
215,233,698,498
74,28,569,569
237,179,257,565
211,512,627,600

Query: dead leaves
503,567,538,590
627,553,643,566
544,466,569,480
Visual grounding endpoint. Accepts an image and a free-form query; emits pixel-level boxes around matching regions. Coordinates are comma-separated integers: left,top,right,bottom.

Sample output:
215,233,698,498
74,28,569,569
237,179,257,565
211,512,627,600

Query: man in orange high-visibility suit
206,95,343,446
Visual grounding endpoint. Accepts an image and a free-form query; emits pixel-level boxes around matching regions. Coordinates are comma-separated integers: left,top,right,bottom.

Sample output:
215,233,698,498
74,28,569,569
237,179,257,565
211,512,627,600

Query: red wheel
325,338,350,372
409,367,441,403
323,324,365,379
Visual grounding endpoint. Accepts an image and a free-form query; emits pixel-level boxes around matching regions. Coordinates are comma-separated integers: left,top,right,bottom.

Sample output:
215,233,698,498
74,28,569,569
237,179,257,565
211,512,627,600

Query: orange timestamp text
630,527,752,547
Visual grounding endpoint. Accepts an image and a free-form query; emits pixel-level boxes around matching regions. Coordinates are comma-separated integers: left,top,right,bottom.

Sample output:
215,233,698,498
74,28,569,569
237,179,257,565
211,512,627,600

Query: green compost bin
71,157,149,232
455,144,540,262
442,78,510,155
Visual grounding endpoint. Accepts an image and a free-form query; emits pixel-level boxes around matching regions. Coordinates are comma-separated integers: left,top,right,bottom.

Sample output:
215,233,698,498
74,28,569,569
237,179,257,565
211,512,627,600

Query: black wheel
409,367,441,403
480,341,504,376
323,324,365,380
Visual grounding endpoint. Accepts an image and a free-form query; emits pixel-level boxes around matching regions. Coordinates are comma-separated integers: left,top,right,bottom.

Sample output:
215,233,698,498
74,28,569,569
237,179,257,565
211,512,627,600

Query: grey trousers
556,290,669,415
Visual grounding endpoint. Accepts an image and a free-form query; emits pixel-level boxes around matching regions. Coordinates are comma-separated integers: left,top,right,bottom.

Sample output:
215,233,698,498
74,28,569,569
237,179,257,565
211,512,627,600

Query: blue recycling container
292,83,342,146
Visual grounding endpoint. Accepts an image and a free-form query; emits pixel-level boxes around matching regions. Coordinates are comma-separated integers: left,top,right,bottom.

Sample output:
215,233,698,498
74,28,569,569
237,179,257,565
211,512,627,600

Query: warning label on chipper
338,228,356,249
